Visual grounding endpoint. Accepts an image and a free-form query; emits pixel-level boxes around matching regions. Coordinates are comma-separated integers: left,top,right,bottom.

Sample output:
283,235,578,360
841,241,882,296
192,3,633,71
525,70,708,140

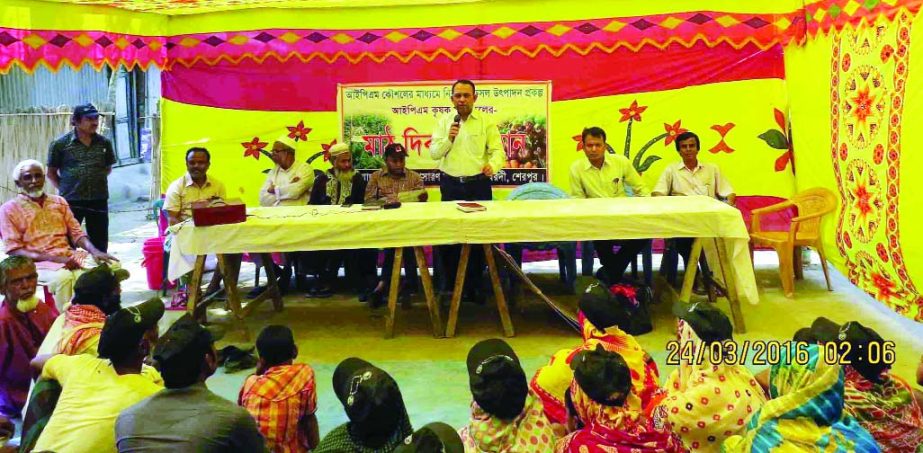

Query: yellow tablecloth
169,196,758,304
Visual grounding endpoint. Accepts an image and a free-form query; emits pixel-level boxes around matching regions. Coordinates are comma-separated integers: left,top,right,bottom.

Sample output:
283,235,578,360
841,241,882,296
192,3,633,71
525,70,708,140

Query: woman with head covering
315,358,413,453
460,339,556,452
395,422,465,453
531,285,660,431
721,343,880,452
651,303,766,452
797,317,923,451
556,345,686,452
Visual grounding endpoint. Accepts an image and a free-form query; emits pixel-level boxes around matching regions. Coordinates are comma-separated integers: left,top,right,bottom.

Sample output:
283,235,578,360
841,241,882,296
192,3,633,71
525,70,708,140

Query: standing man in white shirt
258,135,315,207
652,131,736,268
430,80,506,303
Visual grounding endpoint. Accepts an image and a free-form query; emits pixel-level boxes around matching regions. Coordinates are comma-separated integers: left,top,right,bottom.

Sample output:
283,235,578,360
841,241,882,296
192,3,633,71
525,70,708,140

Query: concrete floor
109,202,923,437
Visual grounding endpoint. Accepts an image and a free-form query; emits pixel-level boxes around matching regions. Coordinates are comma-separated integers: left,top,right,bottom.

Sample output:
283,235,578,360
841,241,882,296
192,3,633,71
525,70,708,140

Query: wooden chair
749,188,837,297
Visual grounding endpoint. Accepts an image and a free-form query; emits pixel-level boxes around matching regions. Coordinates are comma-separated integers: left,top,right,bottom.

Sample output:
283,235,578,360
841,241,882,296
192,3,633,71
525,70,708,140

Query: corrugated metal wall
0,65,111,113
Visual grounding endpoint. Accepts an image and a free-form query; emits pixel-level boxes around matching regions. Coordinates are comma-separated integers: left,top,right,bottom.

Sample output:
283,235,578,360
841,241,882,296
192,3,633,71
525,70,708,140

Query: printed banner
338,81,550,186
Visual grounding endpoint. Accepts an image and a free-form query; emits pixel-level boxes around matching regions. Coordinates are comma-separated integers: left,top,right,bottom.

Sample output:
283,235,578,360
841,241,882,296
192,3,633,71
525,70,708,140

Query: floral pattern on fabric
459,393,556,452
843,366,923,452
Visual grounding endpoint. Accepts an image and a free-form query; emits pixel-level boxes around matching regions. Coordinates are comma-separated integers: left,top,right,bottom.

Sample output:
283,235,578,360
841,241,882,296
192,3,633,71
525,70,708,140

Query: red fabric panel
163,42,783,112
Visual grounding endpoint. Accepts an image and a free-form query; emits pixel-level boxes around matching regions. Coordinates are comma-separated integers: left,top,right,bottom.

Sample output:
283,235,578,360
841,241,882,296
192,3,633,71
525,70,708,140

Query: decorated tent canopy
2,0,921,322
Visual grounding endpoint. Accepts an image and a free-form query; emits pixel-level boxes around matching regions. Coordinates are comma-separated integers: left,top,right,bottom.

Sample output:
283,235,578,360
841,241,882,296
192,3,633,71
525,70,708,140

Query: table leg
385,248,403,339
484,244,514,337
187,255,206,321
217,254,248,339
414,246,443,338
716,239,746,333
679,238,703,303
242,253,283,317
445,244,471,338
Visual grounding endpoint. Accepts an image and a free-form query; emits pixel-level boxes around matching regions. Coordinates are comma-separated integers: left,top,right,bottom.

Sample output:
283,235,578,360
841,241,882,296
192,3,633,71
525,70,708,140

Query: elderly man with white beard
0,256,56,419
0,160,116,311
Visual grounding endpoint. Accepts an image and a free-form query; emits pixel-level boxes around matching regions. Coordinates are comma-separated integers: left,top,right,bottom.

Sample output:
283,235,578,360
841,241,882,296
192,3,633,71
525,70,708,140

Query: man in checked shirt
364,143,427,308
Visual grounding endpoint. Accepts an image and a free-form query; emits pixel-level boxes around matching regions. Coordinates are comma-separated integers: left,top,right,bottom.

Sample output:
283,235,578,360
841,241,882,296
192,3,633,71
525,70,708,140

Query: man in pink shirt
0,160,116,310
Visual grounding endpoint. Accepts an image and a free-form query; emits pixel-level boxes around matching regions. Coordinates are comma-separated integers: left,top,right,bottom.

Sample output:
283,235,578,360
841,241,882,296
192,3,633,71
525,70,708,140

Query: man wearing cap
0,256,56,419
259,135,315,207
364,143,427,307
53,264,128,356
116,314,266,452
307,143,375,298
30,298,165,453
0,159,117,311
430,80,505,303
459,339,556,451
315,357,413,452
46,103,117,252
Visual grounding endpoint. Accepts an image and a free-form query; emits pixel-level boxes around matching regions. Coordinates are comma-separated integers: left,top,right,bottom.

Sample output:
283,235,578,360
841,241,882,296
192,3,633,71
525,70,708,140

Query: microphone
453,114,461,128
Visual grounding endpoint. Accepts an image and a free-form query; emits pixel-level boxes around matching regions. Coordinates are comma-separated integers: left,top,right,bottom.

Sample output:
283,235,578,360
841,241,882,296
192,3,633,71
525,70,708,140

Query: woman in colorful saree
721,342,880,453
555,345,687,453
652,303,767,452
796,317,923,452
530,285,660,431
459,339,556,452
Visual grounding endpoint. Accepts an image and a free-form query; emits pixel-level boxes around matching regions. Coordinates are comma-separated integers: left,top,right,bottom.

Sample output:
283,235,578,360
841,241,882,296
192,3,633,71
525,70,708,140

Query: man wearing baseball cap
47,103,117,253
30,298,165,453
116,314,266,452
364,143,427,308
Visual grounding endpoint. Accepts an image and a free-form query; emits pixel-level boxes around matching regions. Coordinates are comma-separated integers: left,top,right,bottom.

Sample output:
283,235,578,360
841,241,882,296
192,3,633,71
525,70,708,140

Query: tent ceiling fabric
37,0,483,15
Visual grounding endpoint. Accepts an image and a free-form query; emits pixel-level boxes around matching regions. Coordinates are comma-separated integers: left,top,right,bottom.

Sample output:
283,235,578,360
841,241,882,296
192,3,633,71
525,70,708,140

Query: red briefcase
191,199,247,227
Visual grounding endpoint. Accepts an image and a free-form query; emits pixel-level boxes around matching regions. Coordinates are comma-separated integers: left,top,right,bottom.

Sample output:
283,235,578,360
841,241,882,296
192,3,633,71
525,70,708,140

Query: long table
170,196,758,337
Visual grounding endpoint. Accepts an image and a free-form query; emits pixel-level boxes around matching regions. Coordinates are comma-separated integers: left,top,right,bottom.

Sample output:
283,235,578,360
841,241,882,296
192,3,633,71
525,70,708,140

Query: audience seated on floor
116,314,266,452
29,298,165,453
460,339,556,452
315,357,413,452
531,284,660,433
648,303,766,452
721,343,880,452
794,317,923,451
0,159,117,311
53,264,128,356
556,345,687,452
395,422,464,453
239,325,319,453
0,256,55,419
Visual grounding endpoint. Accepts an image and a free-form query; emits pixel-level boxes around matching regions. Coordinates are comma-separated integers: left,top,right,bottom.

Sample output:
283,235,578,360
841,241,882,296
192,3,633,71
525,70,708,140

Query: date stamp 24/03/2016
664,340,897,367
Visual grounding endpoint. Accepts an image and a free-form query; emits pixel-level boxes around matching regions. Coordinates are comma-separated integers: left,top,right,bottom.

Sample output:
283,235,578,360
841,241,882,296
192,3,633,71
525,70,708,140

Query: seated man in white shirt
652,131,736,276
255,136,315,294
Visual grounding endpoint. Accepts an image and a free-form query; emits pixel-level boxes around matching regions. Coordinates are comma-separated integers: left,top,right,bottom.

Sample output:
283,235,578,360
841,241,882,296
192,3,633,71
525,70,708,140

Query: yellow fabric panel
549,79,795,200
165,0,801,34
161,78,791,207
0,0,167,36
159,99,339,203
788,11,923,321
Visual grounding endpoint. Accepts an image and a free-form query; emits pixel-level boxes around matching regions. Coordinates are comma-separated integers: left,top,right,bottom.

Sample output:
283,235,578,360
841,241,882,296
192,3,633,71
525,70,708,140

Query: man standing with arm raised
429,80,505,303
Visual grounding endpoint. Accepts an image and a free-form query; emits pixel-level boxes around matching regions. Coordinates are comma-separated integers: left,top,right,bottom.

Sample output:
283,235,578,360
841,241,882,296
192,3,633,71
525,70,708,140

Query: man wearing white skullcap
306,143,375,299
258,135,315,207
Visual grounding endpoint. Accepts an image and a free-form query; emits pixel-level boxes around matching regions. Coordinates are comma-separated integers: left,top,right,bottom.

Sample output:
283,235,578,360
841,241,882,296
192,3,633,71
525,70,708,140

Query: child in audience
459,339,556,452
239,325,319,453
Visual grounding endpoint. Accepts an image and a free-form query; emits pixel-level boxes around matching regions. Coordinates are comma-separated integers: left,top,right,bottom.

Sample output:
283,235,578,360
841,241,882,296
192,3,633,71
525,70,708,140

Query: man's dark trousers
437,174,492,297
68,199,109,252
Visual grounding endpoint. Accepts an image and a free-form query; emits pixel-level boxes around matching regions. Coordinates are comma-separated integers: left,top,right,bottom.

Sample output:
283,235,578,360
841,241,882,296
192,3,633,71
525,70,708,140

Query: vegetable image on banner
338,81,551,186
